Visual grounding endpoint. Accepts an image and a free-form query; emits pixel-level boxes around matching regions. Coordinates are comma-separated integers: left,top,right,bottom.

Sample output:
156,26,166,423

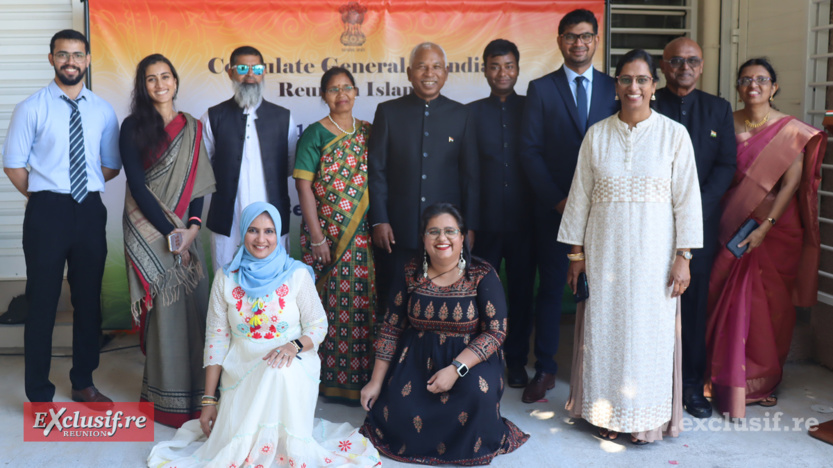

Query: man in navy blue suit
654,37,736,418
518,8,618,403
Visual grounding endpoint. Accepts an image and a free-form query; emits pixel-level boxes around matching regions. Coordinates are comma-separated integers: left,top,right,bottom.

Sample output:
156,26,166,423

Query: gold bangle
201,400,218,406
566,253,585,262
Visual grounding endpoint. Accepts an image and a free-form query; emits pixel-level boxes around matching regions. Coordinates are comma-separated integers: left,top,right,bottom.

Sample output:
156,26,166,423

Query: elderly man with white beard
201,46,299,269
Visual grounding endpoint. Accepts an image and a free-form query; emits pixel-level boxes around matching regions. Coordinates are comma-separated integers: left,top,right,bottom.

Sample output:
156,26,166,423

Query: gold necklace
744,112,770,130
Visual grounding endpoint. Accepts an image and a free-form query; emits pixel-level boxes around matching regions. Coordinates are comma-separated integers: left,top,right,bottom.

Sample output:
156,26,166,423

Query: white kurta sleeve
204,270,231,367
287,114,298,174
670,126,704,249
200,111,216,161
295,270,327,350
557,126,596,246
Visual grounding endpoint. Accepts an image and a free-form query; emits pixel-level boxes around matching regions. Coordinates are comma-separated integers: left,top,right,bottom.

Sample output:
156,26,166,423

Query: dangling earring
457,251,467,274
769,95,774,102
423,251,429,279
614,94,619,101
650,93,656,101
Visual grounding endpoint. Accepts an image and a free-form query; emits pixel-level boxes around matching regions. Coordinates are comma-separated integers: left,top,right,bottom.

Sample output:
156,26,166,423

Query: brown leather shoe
71,386,114,408
522,372,555,403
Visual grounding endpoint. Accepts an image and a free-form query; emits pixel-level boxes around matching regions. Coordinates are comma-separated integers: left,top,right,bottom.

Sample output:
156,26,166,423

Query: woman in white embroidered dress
147,202,381,467
557,49,702,444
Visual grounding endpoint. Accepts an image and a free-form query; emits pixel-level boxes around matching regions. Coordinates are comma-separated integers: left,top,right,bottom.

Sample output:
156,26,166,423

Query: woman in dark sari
119,54,216,427
705,58,825,419
293,67,374,404
359,203,528,465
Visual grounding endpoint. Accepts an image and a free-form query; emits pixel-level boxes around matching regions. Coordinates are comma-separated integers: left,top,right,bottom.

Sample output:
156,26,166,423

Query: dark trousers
473,230,536,369
373,245,418,323
23,191,107,402
531,212,571,374
680,250,715,391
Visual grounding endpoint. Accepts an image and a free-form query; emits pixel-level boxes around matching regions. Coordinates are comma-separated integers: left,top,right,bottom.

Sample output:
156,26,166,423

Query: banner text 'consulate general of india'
88,0,605,327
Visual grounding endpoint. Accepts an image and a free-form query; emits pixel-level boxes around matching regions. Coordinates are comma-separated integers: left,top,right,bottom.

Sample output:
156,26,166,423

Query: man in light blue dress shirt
2,30,121,404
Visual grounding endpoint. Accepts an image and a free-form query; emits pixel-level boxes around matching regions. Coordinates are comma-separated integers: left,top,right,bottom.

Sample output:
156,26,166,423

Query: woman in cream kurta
558,50,702,442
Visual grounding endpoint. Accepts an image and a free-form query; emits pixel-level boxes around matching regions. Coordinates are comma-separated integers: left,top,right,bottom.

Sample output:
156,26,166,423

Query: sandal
598,428,619,440
758,394,777,407
630,435,650,445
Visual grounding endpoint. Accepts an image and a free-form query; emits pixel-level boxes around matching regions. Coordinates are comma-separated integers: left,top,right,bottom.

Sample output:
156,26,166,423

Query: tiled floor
1,332,832,467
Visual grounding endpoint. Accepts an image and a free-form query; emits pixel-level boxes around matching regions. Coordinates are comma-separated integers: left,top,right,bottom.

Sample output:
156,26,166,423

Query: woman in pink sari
705,58,825,419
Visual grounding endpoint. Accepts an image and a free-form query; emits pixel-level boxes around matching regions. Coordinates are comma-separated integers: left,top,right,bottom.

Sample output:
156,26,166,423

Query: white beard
232,80,264,109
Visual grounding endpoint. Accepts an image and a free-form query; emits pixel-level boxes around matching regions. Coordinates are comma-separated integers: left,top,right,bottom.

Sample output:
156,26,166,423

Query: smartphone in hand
167,232,184,252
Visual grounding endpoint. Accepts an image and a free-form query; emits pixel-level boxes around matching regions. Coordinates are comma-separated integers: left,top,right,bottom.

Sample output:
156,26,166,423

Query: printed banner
89,0,605,328
24,402,154,441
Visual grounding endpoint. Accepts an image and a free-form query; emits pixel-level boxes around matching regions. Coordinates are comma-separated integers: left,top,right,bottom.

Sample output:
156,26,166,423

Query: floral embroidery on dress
276,284,289,297
437,442,446,455
452,303,463,321
458,411,468,426
413,415,423,433
375,427,384,440
412,299,421,317
235,288,290,340
439,334,447,345
479,376,489,393
401,381,412,397
398,444,407,455
232,286,245,300
261,443,273,453
398,346,409,363
338,440,352,452
438,302,449,320
485,301,496,318
424,301,435,319
426,357,433,371
474,437,482,453
440,392,449,404
383,406,389,421
236,323,248,334
394,291,403,307
467,302,476,320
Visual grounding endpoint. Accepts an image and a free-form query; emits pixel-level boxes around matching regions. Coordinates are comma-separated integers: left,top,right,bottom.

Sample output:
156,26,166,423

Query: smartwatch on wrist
451,360,469,378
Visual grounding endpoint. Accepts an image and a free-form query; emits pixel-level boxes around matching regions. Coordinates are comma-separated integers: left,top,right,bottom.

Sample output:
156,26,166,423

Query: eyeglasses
235,64,265,75
326,85,356,94
53,52,86,62
561,33,596,45
665,56,702,69
737,76,772,87
616,75,654,86
424,228,461,239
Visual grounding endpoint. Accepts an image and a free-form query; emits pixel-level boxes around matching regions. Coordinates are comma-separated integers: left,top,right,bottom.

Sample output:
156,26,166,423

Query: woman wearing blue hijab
148,202,381,467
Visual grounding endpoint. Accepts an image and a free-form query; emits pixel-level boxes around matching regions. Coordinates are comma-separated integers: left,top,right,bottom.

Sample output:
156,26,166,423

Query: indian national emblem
339,1,367,47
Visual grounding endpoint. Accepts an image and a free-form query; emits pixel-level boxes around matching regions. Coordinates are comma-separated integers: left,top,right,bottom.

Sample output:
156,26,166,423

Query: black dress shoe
507,366,528,388
683,390,713,418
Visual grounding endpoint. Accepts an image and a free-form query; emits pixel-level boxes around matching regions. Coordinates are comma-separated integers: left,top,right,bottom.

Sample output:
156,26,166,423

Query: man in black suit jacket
654,37,736,418
369,42,479,321
467,39,536,389
201,46,298,270
519,9,618,403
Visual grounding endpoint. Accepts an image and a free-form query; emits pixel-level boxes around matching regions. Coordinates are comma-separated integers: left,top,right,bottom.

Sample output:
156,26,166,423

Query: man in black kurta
368,42,479,320
466,39,535,388
654,37,737,418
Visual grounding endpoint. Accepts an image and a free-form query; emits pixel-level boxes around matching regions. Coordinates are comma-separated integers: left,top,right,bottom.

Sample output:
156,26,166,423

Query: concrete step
0,279,73,349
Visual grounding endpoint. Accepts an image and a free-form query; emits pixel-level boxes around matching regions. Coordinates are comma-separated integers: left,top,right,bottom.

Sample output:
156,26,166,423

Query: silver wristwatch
452,360,469,377
676,250,693,260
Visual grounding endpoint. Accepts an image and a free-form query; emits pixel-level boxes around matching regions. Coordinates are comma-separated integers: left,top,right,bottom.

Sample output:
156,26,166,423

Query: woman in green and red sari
705,58,825,418
294,67,374,404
